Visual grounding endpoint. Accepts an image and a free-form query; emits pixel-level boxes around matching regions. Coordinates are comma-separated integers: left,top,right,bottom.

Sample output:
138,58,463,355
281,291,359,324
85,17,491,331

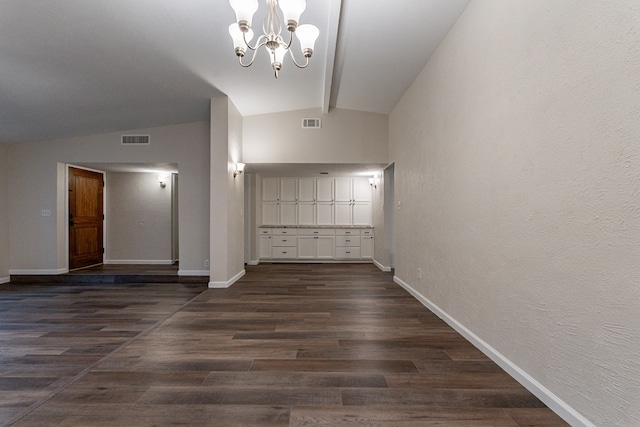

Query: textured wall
7,121,209,273
0,145,8,281
106,172,172,262
243,108,388,164
389,1,640,425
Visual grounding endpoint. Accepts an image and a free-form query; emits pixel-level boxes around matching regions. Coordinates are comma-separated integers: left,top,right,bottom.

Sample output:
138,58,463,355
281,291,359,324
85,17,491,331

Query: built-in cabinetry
261,177,370,226
258,227,373,262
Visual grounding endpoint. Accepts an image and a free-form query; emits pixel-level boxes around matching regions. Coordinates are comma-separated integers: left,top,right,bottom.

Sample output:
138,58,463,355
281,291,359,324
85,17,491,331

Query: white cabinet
280,178,298,201
298,229,335,260
258,227,373,262
260,177,372,227
298,179,316,202
271,228,297,259
258,229,272,259
335,229,362,259
361,235,374,259
316,202,334,225
334,178,353,202
262,178,279,201
280,202,298,225
353,178,372,202
298,202,316,225
316,179,334,202
352,201,372,226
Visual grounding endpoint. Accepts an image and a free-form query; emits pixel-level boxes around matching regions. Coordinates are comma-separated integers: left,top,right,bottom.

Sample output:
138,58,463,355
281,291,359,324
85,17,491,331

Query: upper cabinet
260,176,373,226
335,178,371,202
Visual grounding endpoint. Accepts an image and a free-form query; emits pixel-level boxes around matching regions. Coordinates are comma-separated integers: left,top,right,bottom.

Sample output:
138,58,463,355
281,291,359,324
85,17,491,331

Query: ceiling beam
321,0,342,114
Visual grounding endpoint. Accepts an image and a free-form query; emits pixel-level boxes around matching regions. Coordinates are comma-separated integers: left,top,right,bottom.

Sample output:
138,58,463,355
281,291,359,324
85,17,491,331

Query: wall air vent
302,118,321,129
121,135,150,145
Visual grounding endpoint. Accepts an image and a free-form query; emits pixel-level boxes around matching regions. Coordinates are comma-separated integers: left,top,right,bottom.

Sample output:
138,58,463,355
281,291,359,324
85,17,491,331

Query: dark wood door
68,167,104,270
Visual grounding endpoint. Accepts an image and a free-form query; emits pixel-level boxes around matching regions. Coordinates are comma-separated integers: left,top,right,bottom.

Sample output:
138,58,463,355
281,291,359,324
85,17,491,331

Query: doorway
68,166,104,270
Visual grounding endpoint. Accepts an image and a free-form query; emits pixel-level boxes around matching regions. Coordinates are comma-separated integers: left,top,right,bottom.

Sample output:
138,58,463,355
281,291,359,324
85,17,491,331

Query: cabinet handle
314,236,318,239
282,239,287,242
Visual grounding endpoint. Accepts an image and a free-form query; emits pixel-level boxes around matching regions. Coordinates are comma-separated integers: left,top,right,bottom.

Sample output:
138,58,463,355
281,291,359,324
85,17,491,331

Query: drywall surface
210,96,245,286
106,172,172,263
243,108,388,164
7,121,209,273
0,145,8,281
389,0,640,425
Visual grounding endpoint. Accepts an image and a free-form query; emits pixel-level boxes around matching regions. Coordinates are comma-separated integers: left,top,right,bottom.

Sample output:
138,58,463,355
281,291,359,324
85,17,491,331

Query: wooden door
68,167,104,269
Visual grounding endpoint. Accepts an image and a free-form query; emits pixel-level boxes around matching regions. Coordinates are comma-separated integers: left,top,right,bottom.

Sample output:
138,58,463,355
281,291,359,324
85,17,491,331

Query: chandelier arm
281,30,294,50
287,48,311,69
238,43,266,67
243,34,268,52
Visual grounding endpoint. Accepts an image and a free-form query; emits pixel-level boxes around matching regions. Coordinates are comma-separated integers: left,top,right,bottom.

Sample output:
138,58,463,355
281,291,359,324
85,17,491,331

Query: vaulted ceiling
0,0,470,144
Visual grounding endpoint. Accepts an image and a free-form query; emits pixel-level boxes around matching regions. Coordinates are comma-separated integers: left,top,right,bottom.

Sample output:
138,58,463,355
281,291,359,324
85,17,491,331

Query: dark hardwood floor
0,263,568,426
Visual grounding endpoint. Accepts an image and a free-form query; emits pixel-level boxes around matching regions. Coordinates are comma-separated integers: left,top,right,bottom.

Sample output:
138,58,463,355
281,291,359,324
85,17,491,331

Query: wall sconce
233,162,245,178
158,174,168,189
368,177,376,189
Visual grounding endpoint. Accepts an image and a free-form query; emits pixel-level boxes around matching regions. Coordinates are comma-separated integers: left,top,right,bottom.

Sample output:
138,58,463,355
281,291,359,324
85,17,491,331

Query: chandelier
228,0,320,78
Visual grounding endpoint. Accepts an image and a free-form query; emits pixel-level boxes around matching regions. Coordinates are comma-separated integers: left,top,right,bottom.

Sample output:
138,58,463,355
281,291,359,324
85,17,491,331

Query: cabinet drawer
335,229,361,236
272,247,297,258
361,229,373,236
336,236,359,247
272,228,297,236
272,236,297,247
258,228,272,235
335,247,361,259
297,228,335,236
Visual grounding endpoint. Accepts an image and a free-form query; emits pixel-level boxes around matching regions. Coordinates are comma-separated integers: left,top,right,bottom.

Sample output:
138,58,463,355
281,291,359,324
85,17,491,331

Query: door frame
65,164,106,271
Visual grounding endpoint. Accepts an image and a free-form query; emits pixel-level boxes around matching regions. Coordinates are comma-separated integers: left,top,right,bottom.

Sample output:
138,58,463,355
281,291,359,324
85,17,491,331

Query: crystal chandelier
228,0,320,78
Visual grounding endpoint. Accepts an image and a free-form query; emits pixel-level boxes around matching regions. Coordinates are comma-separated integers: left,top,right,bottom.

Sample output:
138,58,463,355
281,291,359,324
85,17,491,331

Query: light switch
41,209,51,217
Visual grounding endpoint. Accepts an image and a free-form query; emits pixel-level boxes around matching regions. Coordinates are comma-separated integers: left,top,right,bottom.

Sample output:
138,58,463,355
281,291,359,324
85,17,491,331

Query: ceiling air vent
302,118,321,129
121,135,150,145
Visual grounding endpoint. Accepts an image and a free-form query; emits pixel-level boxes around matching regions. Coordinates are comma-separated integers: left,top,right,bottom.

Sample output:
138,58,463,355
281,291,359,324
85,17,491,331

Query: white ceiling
0,0,469,144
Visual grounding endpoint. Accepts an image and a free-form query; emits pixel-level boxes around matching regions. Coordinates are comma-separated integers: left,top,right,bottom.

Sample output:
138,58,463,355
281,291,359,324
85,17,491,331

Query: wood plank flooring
0,263,568,426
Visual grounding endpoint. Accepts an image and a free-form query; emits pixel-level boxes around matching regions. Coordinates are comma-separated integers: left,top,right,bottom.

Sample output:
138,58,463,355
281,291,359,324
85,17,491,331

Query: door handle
69,220,75,226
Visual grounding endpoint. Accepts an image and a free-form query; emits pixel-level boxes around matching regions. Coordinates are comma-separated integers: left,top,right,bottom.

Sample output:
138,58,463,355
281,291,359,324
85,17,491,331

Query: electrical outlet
417,268,422,279
204,260,209,267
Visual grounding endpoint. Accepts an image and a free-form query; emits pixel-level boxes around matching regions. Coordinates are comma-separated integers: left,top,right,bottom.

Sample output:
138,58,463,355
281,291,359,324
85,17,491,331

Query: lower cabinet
258,227,373,262
298,229,335,260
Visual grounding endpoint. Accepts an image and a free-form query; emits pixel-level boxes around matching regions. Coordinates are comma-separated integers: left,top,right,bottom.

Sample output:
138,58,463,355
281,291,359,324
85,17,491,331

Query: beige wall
390,1,640,425
106,172,173,263
7,121,209,274
0,145,8,282
243,108,388,164
210,97,245,287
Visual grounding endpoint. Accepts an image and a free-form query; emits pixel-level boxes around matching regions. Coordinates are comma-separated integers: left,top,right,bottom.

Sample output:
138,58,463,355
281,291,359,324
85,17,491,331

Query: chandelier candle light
228,0,320,78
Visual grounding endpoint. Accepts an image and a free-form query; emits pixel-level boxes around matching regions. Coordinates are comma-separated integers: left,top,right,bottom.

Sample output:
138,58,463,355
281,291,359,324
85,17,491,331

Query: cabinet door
316,178,334,202
262,178,279,201
334,202,352,225
280,178,298,201
279,202,297,225
352,201,372,226
353,178,372,202
262,202,279,225
316,236,335,259
334,178,353,202
298,202,316,225
316,202,334,226
259,235,272,258
360,236,374,259
297,236,316,259
298,179,316,202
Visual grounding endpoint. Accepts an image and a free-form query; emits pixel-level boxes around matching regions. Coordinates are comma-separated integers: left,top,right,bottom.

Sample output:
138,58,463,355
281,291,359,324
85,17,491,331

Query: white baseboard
209,269,246,289
105,259,174,265
0,276,9,284
393,275,594,427
178,269,209,276
9,268,68,275
247,260,259,266
373,258,391,272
